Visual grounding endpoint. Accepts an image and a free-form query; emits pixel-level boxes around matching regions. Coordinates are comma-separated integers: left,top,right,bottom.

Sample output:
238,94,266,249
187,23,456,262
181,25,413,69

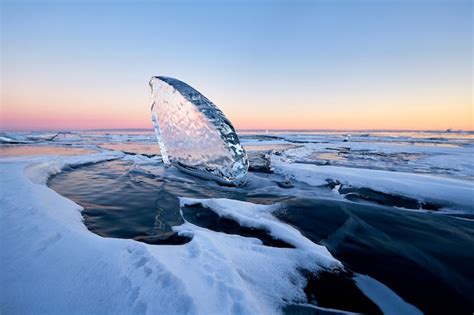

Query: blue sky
2,0,472,130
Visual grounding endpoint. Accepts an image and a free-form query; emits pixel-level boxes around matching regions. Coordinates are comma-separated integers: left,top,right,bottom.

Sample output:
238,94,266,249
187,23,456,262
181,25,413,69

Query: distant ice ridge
150,76,248,185
0,131,83,144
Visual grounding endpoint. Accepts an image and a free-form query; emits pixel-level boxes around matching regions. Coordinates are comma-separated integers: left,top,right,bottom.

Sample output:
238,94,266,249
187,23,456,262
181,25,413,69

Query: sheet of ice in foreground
150,76,249,185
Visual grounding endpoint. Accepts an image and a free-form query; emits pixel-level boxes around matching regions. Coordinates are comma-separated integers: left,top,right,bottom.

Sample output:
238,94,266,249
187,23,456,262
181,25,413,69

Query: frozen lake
1,129,473,314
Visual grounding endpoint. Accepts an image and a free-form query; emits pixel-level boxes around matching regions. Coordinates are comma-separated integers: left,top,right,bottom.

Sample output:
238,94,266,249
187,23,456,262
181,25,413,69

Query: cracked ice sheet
0,153,340,315
271,155,474,213
280,140,474,180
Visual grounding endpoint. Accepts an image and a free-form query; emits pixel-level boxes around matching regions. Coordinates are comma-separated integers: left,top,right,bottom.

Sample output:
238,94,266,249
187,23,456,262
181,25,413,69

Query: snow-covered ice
0,152,339,314
271,154,474,212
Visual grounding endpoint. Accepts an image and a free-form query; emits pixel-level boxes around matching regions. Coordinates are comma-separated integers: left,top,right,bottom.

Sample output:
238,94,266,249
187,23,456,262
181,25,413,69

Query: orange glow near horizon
3,68,471,131
1,82,473,131
2,97,472,131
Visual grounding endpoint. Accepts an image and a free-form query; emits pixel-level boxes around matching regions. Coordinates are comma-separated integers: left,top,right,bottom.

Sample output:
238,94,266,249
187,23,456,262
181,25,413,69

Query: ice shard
150,76,249,185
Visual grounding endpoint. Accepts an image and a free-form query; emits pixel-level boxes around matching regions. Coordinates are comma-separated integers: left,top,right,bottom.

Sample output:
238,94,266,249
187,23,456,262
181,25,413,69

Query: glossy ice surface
150,76,248,184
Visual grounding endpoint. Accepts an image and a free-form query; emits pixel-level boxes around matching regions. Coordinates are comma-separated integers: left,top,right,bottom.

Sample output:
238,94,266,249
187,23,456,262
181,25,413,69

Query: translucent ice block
150,76,248,185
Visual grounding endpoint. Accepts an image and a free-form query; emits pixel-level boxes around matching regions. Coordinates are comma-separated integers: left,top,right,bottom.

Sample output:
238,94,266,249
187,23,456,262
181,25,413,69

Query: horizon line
1,128,472,133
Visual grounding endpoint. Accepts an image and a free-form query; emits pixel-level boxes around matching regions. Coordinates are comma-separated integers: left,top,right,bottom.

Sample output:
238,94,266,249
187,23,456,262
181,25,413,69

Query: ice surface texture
150,76,248,185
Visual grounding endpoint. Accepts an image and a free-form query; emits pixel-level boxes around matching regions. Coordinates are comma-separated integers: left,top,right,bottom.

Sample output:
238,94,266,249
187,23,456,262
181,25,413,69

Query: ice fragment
150,76,248,185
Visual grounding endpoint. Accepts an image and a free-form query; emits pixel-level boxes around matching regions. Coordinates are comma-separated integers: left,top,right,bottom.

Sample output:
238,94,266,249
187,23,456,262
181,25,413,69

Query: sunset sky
1,0,472,131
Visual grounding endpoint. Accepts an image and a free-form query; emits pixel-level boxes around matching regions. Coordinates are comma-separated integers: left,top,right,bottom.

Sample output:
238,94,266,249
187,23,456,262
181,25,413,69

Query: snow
354,274,423,315
0,153,340,315
272,155,474,212
179,198,339,266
